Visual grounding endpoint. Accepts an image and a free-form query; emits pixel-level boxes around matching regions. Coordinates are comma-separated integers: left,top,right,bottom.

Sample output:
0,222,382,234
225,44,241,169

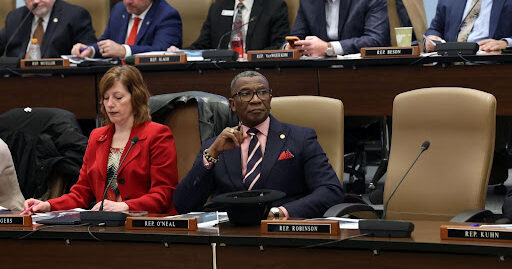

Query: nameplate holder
440,225,512,242
134,54,187,65
247,50,300,62
126,217,198,231
20,58,70,69
261,220,340,235
361,46,420,58
0,215,32,227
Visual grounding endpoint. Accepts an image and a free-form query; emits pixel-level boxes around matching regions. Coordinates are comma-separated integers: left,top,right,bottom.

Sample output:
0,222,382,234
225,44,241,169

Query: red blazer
49,121,178,214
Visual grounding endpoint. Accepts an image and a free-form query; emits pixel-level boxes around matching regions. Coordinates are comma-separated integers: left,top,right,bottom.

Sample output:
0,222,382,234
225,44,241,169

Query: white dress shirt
325,0,343,55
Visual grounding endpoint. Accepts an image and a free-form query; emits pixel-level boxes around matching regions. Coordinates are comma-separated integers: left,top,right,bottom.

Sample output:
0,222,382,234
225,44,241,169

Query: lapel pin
122,14,126,19
146,21,150,25
280,134,285,139
53,18,58,23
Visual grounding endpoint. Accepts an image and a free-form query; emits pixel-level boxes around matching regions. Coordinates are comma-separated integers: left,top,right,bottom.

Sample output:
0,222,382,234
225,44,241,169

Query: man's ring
228,128,234,134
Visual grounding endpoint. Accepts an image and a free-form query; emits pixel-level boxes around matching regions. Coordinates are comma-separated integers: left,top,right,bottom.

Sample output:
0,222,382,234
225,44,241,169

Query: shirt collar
131,2,152,20
242,116,270,137
34,7,52,24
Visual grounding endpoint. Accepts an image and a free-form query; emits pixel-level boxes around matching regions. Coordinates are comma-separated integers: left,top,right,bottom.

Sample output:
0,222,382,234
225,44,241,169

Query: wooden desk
1,220,511,268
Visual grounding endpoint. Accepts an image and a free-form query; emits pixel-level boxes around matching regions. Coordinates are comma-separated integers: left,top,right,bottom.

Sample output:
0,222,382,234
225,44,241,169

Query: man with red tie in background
72,0,182,59
0,0,96,58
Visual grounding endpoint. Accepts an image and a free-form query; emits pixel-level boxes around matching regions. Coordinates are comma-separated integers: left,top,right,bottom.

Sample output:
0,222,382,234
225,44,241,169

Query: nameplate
134,54,187,65
440,225,512,242
0,215,32,227
126,217,197,231
261,220,340,235
247,50,300,62
20,58,70,69
361,46,420,58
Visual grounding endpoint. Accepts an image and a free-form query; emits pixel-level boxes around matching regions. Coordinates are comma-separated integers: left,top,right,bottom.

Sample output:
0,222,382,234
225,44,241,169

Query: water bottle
28,38,41,59
230,32,244,59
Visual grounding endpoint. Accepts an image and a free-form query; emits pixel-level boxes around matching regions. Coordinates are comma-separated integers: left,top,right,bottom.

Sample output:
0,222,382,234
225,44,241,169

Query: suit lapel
246,0,263,48
218,0,237,48
119,9,131,43
117,123,147,176
222,146,244,190
254,116,287,189
452,0,467,38
18,12,33,58
95,126,114,186
136,1,158,44
489,0,505,38
337,0,352,39
41,1,61,57
317,1,328,40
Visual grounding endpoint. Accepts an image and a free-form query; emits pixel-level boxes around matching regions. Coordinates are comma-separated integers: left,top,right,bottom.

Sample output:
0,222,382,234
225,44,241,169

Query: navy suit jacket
0,0,96,58
174,115,344,218
188,0,289,50
93,0,182,57
425,0,512,41
289,0,390,55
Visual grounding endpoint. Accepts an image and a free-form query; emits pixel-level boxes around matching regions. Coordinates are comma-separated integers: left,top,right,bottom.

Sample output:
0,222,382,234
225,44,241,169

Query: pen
79,45,92,53
470,223,480,227
237,121,242,131
20,201,40,215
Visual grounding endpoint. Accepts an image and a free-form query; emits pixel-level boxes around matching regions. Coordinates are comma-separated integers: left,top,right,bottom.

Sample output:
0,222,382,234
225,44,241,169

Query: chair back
283,0,300,29
0,0,16,29
166,0,213,48
385,87,496,221
271,96,344,180
66,0,110,38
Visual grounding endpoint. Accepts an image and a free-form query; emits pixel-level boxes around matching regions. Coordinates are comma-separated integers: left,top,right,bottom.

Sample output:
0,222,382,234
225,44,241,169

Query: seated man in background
174,71,344,219
284,0,390,56
0,0,96,58
0,138,24,211
424,0,512,52
72,0,182,59
168,0,289,51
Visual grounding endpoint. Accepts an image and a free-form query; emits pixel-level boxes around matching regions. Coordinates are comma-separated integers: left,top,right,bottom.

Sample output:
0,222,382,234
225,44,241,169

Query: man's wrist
203,149,219,163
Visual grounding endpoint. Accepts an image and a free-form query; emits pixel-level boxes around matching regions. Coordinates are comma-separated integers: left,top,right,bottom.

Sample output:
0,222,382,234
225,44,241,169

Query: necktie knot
247,128,259,136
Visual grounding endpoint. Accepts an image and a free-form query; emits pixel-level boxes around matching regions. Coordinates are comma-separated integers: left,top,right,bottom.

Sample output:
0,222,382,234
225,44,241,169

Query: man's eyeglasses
232,89,272,102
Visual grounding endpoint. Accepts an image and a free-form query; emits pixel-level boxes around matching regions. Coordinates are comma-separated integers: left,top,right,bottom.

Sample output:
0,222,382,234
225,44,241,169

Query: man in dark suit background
72,0,182,59
425,0,512,52
0,0,96,58
168,0,289,51
284,0,390,56
173,71,344,218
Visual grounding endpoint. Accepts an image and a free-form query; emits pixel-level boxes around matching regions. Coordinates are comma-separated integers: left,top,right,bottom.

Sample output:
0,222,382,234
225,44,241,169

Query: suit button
119,178,125,184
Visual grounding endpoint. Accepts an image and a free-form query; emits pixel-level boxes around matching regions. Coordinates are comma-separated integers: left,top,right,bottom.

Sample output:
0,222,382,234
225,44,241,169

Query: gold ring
229,128,234,133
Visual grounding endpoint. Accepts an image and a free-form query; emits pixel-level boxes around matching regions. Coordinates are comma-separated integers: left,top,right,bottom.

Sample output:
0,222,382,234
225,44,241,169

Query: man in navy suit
72,0,182,58
0,0,96,58
173,71,344,218
284,0,390,56
425,0,512,52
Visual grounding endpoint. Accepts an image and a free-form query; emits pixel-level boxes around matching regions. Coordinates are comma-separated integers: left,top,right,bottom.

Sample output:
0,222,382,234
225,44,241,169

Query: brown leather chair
384,87,496,221
283,0,300,29
166,0,213,48
0,0,16,29
66,0,110,39
271,96,344,181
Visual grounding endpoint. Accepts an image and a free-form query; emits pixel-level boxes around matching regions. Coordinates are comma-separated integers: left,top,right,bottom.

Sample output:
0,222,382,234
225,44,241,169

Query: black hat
212,189,286,226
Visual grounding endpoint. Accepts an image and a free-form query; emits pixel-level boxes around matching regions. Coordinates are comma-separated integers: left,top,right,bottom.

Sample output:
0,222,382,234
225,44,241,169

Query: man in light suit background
174,71,344,218
284,0,390,56
168,0,289,51
0,0,96,58
72,0,182,59
0,138,24,211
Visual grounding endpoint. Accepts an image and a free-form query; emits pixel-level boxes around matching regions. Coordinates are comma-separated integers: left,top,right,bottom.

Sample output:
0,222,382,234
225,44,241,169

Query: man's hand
167,45,180,52
91,200,129,212
425,35,443,52
71,43,93,58
294,36,329,57
479,39,508,52
98,39,126,58
206,126,244,159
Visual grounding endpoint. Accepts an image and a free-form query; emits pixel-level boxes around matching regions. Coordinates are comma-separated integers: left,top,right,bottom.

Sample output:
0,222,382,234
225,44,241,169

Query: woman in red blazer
24,66,178,214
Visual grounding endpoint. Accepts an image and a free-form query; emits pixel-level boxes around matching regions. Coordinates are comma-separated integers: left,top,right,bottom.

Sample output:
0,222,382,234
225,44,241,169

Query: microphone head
421,141,430,151
131,136,139,144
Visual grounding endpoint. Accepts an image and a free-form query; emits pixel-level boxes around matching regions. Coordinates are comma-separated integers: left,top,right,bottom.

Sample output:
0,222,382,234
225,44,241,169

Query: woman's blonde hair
98,65,151,126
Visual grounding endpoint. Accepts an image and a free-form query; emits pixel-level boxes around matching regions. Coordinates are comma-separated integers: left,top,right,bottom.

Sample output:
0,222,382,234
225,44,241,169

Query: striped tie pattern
244,128,262,190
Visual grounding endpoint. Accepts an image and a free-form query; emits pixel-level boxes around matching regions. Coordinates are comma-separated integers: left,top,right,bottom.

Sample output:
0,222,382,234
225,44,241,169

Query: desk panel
0,74,96,119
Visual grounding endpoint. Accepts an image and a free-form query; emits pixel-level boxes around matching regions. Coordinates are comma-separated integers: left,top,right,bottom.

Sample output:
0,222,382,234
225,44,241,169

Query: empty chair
166,0,213,48
270,96,343,180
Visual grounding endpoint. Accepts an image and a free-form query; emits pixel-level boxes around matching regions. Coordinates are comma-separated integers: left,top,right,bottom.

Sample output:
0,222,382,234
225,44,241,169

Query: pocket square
278,150,295,160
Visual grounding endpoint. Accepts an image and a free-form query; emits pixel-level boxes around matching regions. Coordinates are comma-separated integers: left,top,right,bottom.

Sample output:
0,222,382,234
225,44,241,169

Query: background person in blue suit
173,71,344,219
284,0,390,56
72,0,182,59
424,0,512,52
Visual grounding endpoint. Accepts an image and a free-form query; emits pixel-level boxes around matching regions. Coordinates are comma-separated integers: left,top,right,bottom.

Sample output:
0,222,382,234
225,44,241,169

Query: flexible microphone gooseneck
359,141,430,238
216,16,257,49
80,136,139,226
2,3,39,57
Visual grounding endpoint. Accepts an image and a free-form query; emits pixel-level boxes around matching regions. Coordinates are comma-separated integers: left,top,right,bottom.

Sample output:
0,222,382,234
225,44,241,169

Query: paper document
308,217,360,229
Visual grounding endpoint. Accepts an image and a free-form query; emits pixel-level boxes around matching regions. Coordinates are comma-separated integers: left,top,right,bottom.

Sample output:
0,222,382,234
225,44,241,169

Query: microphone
80,136,139,226
2,3,39,57
216,16,257,50
359,141,430,238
